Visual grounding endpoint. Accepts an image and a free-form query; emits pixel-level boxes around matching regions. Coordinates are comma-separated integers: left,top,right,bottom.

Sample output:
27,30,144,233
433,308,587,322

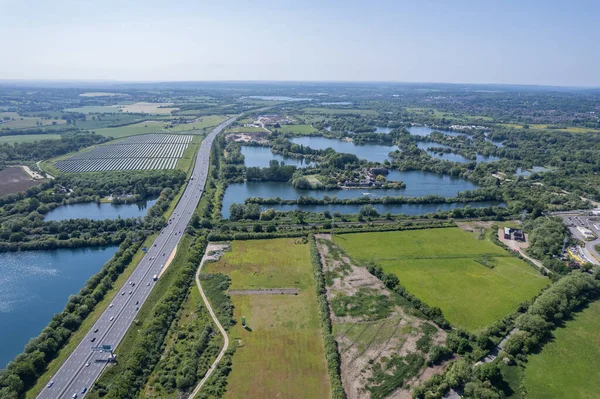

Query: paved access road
38,116,237,399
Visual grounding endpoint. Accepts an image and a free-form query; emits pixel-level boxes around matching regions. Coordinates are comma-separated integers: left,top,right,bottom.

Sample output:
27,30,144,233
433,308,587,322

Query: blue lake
241,146,313,168
290,136,397,163
0,246,118,367
45,198,158,221
222,170,482,219
416,142,500,163
407,126,467,137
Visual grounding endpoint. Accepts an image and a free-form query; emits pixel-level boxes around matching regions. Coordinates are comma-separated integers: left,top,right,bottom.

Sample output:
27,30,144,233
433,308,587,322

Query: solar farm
54,134,192,172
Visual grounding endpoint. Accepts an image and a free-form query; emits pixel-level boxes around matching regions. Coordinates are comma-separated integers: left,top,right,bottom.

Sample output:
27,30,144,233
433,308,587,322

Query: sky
2,0,599,86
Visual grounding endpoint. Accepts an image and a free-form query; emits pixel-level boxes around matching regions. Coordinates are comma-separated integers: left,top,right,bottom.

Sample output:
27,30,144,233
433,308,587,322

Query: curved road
190,245,230,398
38,116,237,399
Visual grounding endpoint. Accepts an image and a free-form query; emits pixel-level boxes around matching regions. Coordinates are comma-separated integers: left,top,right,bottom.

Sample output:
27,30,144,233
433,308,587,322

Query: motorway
38,116,238,399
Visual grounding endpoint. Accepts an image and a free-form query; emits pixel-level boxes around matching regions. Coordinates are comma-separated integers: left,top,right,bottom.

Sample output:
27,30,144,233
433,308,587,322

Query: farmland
64,105,123,114
93,115,229,138
0,134,61,144
54,134,192,172
0,111,66,129
94,121,170,138
0,167,46,196
333,228,549,332
522,299,600,399
120,102,179,114
203,238,331,399
302,107,378,116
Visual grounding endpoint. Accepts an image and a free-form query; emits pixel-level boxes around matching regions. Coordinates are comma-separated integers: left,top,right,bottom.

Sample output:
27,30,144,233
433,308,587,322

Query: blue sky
2,0,599,86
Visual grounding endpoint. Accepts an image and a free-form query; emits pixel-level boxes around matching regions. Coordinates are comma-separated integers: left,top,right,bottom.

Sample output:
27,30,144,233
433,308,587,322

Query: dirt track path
190,244,230,398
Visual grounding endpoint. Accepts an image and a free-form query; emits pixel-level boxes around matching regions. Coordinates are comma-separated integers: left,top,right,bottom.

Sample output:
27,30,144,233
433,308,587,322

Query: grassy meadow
0,134,61,144
203,238,331,399
522,299,600,399
277,124,317,134
333,228,549,332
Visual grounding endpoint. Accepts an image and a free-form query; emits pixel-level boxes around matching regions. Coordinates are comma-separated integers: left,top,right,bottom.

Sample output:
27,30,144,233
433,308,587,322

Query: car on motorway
90,337,96,343
82,387,87,393
129,290,132,295
110,316,114,321
85,362,90,367
121,291,125,295
72,394,77,398
46,380,54,388
94,328,98,333
136,306,139,311
109,303,113,308
136,300,139,305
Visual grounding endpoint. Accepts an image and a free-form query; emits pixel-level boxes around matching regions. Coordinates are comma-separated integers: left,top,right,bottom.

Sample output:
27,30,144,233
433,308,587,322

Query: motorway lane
38,116,238,399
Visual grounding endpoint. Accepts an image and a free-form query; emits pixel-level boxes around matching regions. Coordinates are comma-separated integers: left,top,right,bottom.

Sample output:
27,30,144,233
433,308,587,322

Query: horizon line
0,78,598,90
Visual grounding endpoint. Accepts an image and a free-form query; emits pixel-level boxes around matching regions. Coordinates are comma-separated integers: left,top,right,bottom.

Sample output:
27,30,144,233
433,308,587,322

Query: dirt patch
0,167,46,197
158,245,178,278
228,288,299,295
456,221,494,237
316,236,450,399
225,130,270,143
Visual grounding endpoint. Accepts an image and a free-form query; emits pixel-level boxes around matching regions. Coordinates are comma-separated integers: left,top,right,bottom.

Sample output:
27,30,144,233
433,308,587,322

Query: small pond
515,167,550,176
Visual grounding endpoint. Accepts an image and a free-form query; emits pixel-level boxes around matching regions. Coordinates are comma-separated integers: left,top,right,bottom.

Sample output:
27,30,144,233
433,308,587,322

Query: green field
64,105,123,114
94,115,229,138
226,126,268,133
167,115,229,132
94,121,169,138
523,300,600,399
333,228,549,331
277,124,317,134
0,134,61,144
499,123,600,133
302,107,378,116
204,238,331,399
0,111,66,129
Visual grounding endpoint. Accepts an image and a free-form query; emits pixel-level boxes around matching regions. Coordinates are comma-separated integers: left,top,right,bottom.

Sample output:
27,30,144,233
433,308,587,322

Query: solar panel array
55,134,192,172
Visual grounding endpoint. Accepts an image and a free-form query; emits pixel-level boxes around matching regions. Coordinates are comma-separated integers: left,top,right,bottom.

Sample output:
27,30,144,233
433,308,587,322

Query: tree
229,204,245,221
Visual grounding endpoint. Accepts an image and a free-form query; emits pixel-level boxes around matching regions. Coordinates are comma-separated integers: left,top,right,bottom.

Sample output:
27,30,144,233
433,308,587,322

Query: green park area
203,238,331,399
333,228,549,332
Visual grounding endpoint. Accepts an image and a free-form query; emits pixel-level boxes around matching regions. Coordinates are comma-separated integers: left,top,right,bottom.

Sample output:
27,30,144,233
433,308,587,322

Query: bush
309,236,346,399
